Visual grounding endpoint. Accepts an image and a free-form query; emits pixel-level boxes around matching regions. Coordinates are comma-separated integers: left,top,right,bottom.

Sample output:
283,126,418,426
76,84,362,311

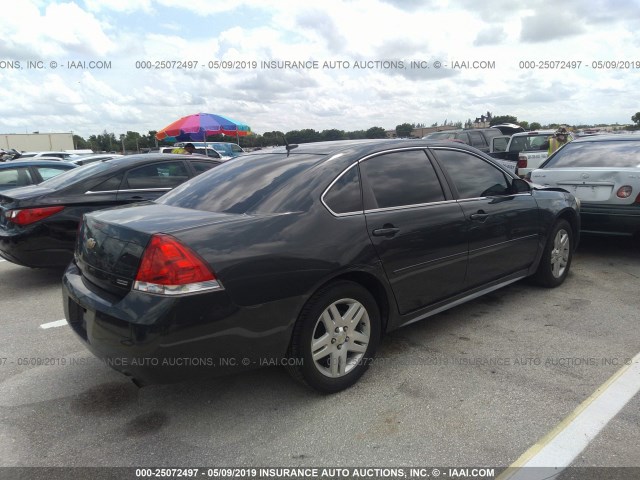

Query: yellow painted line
498,351,640,479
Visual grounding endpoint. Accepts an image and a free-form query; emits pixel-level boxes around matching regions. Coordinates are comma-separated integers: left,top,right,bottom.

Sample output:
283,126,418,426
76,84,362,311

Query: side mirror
512,178,531,193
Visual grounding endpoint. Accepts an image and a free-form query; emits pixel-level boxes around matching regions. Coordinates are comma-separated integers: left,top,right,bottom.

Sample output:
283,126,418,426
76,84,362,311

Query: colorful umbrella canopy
155,113,251,142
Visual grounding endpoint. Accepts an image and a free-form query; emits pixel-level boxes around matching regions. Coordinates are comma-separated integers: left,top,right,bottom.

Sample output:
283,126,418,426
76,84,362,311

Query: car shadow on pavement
0,264,65,293
576,234,639,255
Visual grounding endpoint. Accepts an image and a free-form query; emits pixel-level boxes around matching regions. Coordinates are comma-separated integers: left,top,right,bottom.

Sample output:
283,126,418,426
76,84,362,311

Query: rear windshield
157,152,322,214
37,161,115,190
426,132,457,140
508,134,550,152
544,141,640,168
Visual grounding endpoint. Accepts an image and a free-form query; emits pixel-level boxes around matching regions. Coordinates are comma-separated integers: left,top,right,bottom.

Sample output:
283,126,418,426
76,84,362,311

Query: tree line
73,127,390,153
73,114,636,153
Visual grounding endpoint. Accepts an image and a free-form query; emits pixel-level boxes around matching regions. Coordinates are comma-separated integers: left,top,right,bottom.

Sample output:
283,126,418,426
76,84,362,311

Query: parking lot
0,235,638,472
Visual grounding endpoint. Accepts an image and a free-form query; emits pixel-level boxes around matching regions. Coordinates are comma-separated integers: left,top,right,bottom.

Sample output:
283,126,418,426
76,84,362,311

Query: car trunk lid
530,168,640,204
76,203,244,296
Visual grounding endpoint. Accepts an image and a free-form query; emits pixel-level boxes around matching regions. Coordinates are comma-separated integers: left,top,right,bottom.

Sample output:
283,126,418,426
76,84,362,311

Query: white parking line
498,351,640,479
40,319,68,329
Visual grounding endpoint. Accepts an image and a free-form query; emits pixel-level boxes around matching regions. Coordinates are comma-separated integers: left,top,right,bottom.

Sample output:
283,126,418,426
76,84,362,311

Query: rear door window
434,149,511,198
360,150,445,209
122,162,189,190
190,161,219,174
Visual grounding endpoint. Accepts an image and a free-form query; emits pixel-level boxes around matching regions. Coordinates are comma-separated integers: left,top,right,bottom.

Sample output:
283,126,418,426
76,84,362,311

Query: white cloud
0,0,638,138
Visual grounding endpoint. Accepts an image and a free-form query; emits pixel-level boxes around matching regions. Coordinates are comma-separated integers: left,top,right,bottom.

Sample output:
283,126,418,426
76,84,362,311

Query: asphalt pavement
0,235,638,474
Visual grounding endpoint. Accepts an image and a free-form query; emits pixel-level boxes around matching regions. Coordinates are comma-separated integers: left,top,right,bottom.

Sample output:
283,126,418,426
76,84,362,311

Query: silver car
530,135,640,236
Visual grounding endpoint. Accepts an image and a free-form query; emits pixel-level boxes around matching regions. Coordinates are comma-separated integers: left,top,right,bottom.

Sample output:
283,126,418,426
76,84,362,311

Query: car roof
245,138,491,158
512,130,556,136
98,153,217,166
570,134,640,143
0,159,76,168
20,151,72,155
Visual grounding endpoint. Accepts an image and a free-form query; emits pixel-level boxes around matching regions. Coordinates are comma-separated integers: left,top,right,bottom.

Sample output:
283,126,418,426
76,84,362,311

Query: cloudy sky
1,0,639,138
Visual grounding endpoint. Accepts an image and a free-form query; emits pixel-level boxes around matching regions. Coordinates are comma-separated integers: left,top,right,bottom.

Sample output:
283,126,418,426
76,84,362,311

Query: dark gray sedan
62,139,580,392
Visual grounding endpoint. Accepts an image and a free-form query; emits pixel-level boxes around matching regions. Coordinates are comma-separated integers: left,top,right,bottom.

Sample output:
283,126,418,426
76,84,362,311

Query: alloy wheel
550,228,570,278
310,298,371,378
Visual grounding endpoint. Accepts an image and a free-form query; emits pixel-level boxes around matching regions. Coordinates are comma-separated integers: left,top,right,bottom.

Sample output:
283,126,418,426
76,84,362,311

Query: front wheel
287,281,381,393
532,219,573,287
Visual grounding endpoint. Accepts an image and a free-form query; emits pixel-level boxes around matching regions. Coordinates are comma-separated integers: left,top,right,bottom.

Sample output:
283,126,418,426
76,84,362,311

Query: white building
0,133,75,152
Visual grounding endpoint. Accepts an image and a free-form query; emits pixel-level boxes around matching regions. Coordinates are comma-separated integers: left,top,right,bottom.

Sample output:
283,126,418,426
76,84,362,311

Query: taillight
133,234,223,295
616,186,632,199
8,206,65,226
517,156,527,169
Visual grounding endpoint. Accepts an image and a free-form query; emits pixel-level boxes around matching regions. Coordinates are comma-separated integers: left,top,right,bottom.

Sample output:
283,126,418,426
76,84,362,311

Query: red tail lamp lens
134,234,222,295
8,206,65,226
517,156,528,169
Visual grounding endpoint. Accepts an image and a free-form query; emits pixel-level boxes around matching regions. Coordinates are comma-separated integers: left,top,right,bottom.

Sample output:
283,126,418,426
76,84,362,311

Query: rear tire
287,281,381,393
532,219,573,287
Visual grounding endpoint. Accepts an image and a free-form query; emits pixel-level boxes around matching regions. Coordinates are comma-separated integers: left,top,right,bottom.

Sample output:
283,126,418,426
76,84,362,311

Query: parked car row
530,135,640,237
5,134,636,393
156,142,246,161
422,127,506,154
0,154,221,267
490,129,576,178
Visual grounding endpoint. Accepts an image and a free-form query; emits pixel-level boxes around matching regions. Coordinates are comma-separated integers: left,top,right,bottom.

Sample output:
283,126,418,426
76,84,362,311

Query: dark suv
422,128,505,153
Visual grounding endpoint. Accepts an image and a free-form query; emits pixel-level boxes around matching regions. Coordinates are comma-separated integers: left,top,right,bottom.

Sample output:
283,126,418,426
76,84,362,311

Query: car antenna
282,134,298,157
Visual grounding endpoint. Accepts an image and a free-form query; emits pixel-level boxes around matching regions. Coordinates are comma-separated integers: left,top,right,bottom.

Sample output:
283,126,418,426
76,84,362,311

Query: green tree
262,131,285,146
321,129,346,141
490,115,518,126
286,129,321,143
73,135,90,150
396,123,414,137
365,126,387,139
347,130,367,139
529,122,542,130
632,112,640,125
123,131,142,152
518,121,529,130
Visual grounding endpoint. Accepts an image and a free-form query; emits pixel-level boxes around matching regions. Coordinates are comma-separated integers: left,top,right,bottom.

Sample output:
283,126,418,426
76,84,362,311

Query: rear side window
509,135,550,152
190,161,219,174
434,149,510,198
89,173,124,192
123,162,188,190
194,149,221,158
0,167,33,188
36,166,72,181
455,133,470,145
360,150,445,209
323,165,362,215
468,131,488,149
544,141,640,168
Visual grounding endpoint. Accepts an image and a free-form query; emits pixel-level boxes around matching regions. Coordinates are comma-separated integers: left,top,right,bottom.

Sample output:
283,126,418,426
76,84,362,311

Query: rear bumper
0,224,74,267
580,204,640,235
62,263,299,385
